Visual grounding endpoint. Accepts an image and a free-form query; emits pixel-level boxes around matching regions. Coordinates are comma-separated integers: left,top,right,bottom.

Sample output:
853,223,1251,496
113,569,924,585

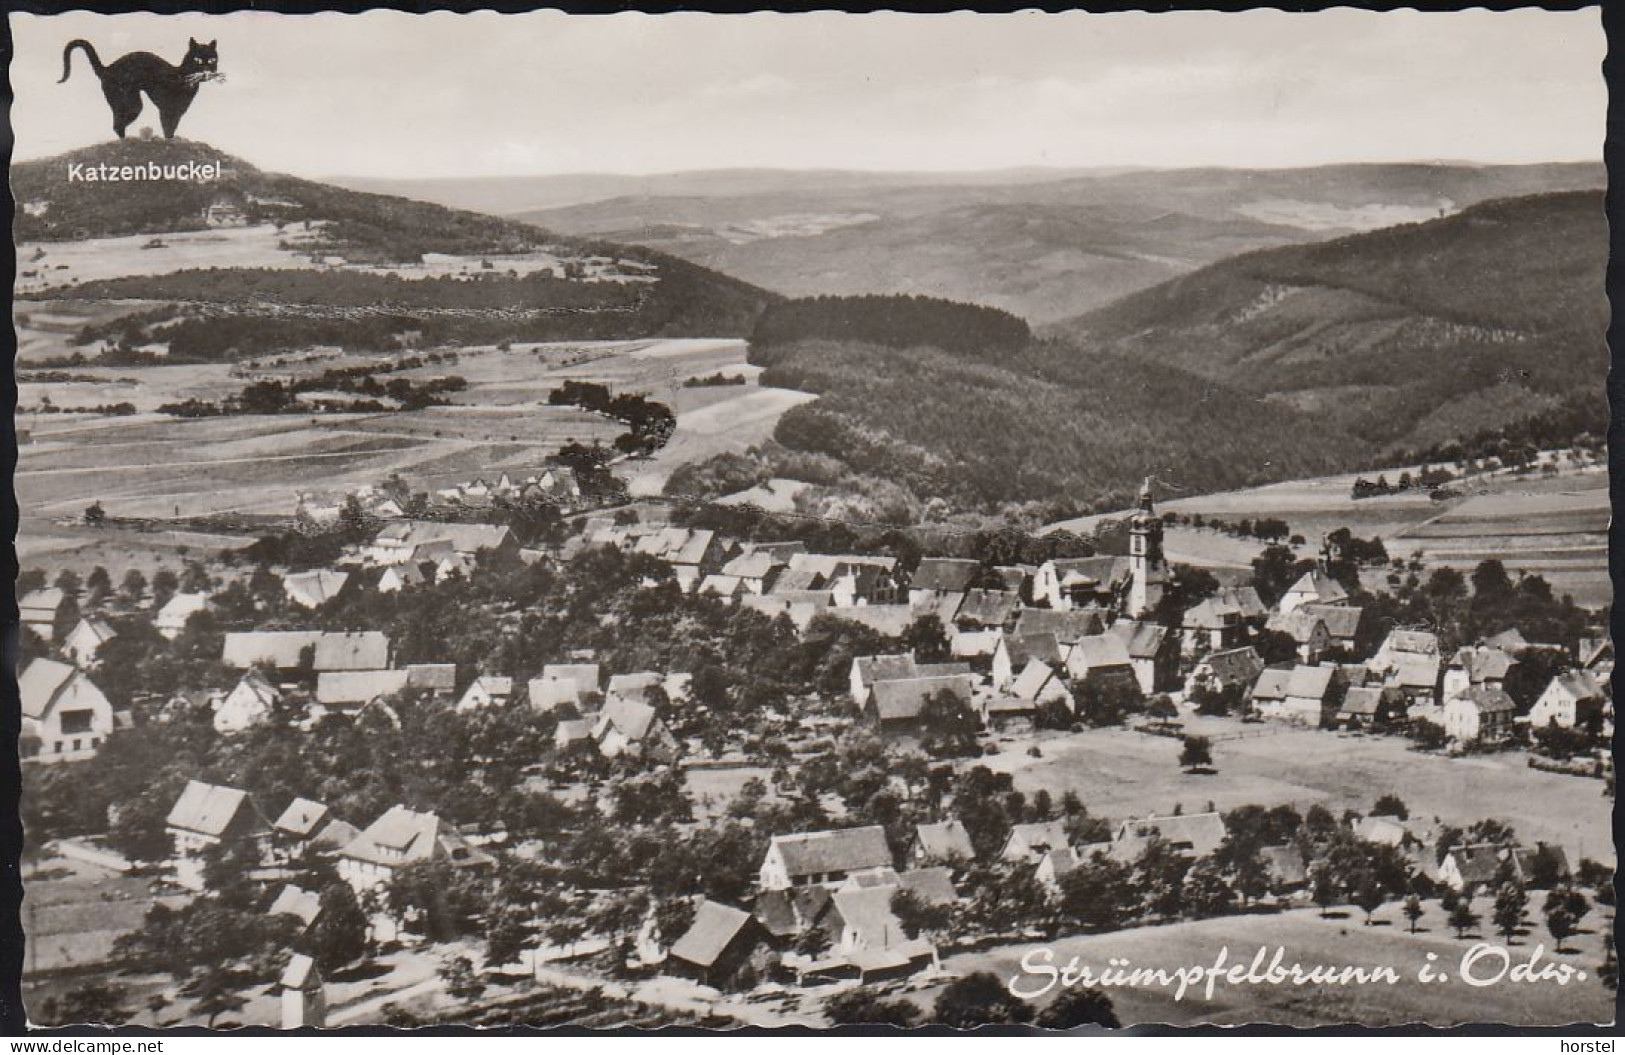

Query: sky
10,9,1605,179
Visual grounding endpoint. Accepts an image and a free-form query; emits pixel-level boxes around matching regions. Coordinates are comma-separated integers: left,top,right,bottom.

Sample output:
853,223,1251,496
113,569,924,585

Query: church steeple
1127,476,1166,618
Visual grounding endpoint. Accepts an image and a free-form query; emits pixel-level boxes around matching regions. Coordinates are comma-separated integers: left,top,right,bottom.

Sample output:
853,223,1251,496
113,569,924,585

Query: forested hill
734,294,1352,518
1048,191,1608,458
14,138,778,344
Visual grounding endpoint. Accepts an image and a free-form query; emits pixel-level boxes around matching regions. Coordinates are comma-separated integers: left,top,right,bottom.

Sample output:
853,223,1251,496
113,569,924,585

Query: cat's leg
157,95,193,139
104,84,143,139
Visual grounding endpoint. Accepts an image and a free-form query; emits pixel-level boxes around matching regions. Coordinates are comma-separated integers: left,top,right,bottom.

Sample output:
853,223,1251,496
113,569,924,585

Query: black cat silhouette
61,38,220,140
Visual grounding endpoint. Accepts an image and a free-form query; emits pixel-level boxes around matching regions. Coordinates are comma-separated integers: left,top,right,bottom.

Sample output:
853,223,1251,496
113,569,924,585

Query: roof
828,886,909,949
1451,647,1517,683
1202,646,1265,686
1548,669,1606,702
770,826,892,879
222,630,325,669
1382,629,1440,656
1047,556,1131,587
1285,664,1337,700
1445,844,1509,885
1116,811,1226,858
68,618,117,647
1267,608,1327,644
1007,820,1071,854
269,885,322,927
539,663,600,693
1250,667,1293,701
897,867,958,903
1068,633,1133,671
788,553,896,577
854,653,916,684
1390,653,1441,690
316,669,410,705
405,663,457,691
1260,845,1307,885
867,675,973,723
1011,660,1059,702
826,604,915,637
283,569,350,609
274,797,331,838
166,780,263,838
1184,597,1243,632
1286,570,1348,606
1339,686,1386,717
722,549,783,580
913,820,974,862
1215,586,1268,620
1302,603,1362,641
463,675,513,700
753,886,832,938
950,629,1003,659
596,696,661,743
340,805,489,870
910,558,981,594
956,589,1019,628
19,659,79,721
555,718,595,743
1485,628,1530,652
1013,607,1105,643
910,591,963,625
1003,632,1065,669
312,632,387,672
1457,685,1517,715
279,953,320,991
376,520,513,555
156,592,209,627
19,588,66,618
1109,620,1168,660
668,900,757,969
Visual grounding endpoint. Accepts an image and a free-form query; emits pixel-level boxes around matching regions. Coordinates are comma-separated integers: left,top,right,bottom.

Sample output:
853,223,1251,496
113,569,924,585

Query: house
910,589,964,627
1443,685,1517,743
1383,652,1442,707
1438,844,1514,893
272,797,357,858
1260,845,1309,895
1485,628,1531,654
739,591,832,631
156,592,209,639
1182,595,1251,652
1008,660,1070,709
1113,811,1226,860
19,588,70,639
720,548,791,594
908,820,975,868
1256,664,1342,727
1109,620,1180,695
1442,647,1518,701
1278,570,1348,614
1012,607,1106,646
315,670,411,713
759,826,893,890
752,886,833,940
991,632,1064,692
404,663,457,696
268,884,324,931
1577,635,1614,673
698,574,746,599
365,520,518,566
278,954,327,1029
1064,634,1138,693
593,697,680,762
314,632,391,672
1265,609,1331,664
165,780,270,891
1247,667,1292,716
63,618,116,667
1529,670,1608,730
1371,629,1441,673
1034,846,1084,893
530,663,601,711
954,589,1020,631
456,675,514,712
950,628,1004,665
850,655,920,707
283,570,351,610
864,675,976,731
554,718,596,749
1189,646,1265,694
999,820,1071,863
337,805,493,893
1336,686,1406,730
1301,603,1363,657
819,886,938,972
223,630,326,670
605,671,691,707
826,604,914,637
376,562,427,594
1352,815,1425,851
907,559,980,607
665,900,772,989
19,658,115,763
1033,557,1131,611
214,672,281,735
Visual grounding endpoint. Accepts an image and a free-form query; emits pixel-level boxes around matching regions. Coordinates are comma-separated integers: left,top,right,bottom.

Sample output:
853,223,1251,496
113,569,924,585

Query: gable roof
896,867,957,903
1382,629,1441,656
1457,685,1517,715
273,797,332,838
826,604,915,637
269,885,323,927
1069,633,1133,671
1286,664,1337,700
19,659,80,721
377,520,513,555
950,628,1003,659
910,590,964,625
1115,811,1226,858
1339,686,1386,717
1002,632,1065,669
913,820,974,862
283,569,351,609
280,953,320,991
316,669,411,706
1047,555,1131,586
1013,607,1106,643
770,826,892,879
405,663,457,691
1010,660,1060,702
156,592,209,628
1450,646,1517,682
956,589,1019,628
753,885,832,939
314,631,390,672
340,804,488,870
1006,820,1071,854
1201,646,1265,687
596,696,662,744
166,780,264,838
1445,843,1509,886
828,886,910,948
1250,667,1293,701
1285,570,1347,606
867,675,974,723
1389,653,1441,690
1267,608,1327,644
668,900,757,968
1109,620,1169,660
910,558,981,594
1548,669,1606,703
1302,603,1362,641
223,631,326,669
67,618,117,648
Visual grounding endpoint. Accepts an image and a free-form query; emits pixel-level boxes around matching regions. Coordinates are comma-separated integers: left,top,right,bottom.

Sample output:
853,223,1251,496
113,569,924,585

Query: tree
307,882,370,972
1448,900,1480,939
1493,882,1528,944
890,886,954,943
1179,735,1213,773
84,501,107,526
1542,886,1588,953
1182,858,1235,918
120,568,148,605
1034,987,1121,1030
192,974,247,1028
1351,870,1385,925
1402,894,1424,934
1147,695,1179,726
825,989,921,1027
933,970,1035,1028
1372,794,1408,820
652,897,696,949
1310,865,1338,918
1544,904,1577,954
440,954,485,1001
793,925,832,960
918,687,983,759
483,907,532,969
38,981,133,1026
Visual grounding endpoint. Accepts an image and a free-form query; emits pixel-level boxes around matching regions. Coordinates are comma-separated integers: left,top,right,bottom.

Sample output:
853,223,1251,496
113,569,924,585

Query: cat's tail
60,40,105,83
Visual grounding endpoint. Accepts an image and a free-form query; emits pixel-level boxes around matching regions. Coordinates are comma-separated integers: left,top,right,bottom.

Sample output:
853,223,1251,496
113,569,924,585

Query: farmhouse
19,658,115,763
665,900,772,989
19,588,70,639
1443,685,1517,743
1189,646,1265,694
457,675,514,711
1336,685,1407,730
530,663,601,711
1372,629,1441,672
337,805,493,893
719,548,789,594
283,570,351,610
1265,609,1331,664
268,885,324,931
272,797,357,858
215,671,281,735
908,558,980,606
1033,556,1131,611
827,604,915,637
1000,820,1071,863
165,780,270,891
315,670,411,712
818,885,938,974
759,826,893,890
156,592,209,639
991,632,1064,692
367,521,518,566
1278,570,1348,615
63,617,116,667
1113,811,1226,860
1109,619,1179,694
1264,665,1342,727
315,632,391,672
1442,646,1517,701
1301,603,1363,656
864,675,976,731
593,697,680,762
1064,634,1137,693
908,820,975,868
1528,670,1608,730
955,589,1020,631
1012,607,1106,645
1182,596,1248,652
1247,667,1292,716
850,654,920,707
1007,659,1070,709
739,590,832,631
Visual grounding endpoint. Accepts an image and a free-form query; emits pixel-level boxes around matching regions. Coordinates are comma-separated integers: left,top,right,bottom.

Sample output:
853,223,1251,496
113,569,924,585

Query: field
922,898,1615,1027
15,331,812,578
976,716,1613,869
1047,461,1610,608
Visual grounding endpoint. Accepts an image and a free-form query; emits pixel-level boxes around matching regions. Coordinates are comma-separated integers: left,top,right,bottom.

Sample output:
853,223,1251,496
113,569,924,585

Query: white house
165,780,270,891
336,805,492,894
19,588,69,639
214,672,281,735
759,826,893,891
999,820,1071,863
156,592,209,639
1528,670,1608,730
283,570,351,610
1277,570,1348,615
1443,685,1517,743
19,658,115,763
63,618,116,667
457,676,514,711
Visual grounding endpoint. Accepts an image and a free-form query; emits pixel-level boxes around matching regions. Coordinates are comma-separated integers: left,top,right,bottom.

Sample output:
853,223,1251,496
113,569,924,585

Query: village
17,464,1617,1028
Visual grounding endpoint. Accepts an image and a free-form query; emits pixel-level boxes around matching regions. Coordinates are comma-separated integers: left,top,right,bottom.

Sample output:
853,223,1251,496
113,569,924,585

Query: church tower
1127,476,1167,618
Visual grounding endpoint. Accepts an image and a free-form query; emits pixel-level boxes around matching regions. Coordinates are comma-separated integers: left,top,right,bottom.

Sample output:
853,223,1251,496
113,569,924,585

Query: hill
1049,190,1608,458
14,138,776,351
484,162,1603,323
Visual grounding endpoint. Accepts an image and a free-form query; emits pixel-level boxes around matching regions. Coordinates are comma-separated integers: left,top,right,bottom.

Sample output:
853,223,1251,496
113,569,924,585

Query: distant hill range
1049,190,1608,458
334,162,1603,323
14,138,775,344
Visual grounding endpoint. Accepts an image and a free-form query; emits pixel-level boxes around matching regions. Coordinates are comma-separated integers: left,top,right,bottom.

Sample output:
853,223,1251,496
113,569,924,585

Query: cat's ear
209,40,217,48
190,37,197,46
